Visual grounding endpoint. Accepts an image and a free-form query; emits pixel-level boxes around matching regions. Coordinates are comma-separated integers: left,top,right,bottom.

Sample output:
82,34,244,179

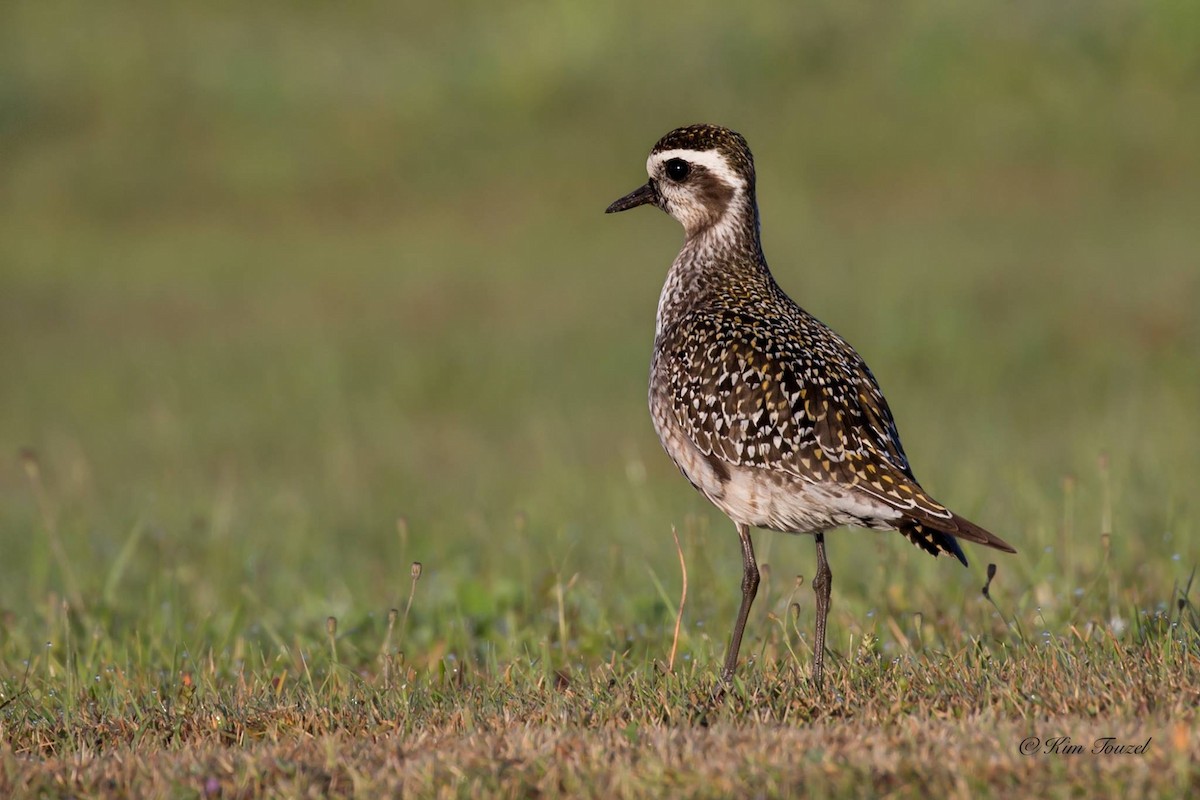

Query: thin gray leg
721,523,759,683
812,531,833,688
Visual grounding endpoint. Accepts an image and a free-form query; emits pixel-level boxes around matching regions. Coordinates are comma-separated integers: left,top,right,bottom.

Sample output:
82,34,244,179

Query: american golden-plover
606,124,1016,687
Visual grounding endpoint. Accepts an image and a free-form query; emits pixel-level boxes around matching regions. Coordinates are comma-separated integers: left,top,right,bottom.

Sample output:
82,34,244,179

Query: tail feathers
900,520,969,566
899,510,1017,568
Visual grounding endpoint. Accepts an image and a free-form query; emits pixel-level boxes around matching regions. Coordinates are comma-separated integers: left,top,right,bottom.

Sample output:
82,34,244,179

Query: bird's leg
811,531,833,689
721,523,759,684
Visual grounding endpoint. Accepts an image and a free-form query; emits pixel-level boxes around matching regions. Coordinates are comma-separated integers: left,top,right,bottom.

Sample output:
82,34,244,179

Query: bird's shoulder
653,302,918,490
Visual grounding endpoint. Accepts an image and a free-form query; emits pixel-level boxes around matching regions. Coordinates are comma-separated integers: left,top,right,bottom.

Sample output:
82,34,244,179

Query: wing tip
949,512,1018,555
901,507,1018,557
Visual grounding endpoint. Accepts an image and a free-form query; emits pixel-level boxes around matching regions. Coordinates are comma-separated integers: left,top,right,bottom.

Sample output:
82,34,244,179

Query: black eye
665,158,690,182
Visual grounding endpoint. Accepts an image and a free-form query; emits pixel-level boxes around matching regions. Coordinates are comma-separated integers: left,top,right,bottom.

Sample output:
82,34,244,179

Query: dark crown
651,124,756,187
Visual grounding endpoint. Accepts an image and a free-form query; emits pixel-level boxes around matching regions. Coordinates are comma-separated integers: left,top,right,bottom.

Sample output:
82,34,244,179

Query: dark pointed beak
605,181,658,214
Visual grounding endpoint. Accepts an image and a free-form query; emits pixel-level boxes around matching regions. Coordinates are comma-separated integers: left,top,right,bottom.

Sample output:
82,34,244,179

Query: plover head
606,124,757,239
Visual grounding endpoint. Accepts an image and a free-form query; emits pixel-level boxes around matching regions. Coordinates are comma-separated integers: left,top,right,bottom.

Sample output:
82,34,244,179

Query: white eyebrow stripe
647,149,746,191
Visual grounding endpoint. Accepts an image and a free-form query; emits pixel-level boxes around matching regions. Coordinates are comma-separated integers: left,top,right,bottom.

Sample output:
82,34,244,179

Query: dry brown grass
3,637,1197,798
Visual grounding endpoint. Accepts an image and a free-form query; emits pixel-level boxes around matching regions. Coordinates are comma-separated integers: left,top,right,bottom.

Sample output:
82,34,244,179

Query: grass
2,0,1199,796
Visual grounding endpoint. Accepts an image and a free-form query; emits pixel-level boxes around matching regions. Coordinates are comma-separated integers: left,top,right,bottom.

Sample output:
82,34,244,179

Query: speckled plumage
651,237,989,561
608,124,1017,687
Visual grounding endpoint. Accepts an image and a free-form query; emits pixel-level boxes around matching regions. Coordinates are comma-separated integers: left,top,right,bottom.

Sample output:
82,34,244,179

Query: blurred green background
1,1,1197,669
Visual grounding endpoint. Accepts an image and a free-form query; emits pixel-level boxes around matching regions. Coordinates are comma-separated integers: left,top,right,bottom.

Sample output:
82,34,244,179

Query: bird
605,124,1017,688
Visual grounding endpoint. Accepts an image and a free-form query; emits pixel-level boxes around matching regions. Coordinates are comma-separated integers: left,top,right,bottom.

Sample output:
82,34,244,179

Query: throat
655,205,769,337
683,196,760,245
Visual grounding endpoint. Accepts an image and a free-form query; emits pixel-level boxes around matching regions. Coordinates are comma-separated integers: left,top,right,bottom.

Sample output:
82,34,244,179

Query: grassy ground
2,1,1199,796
